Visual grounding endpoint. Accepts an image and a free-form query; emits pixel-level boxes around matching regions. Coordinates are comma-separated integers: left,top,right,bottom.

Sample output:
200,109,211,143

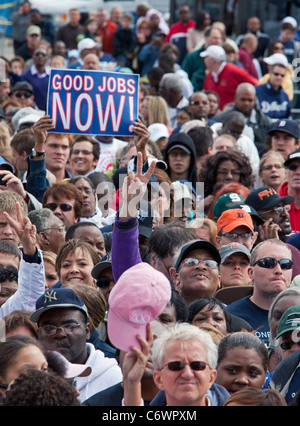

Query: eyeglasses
14,91,32,98
181,257,218,269
287,164,300,172
72,149,93,156
279,340,300,350
38,323,83,335
160,360,208,371
189,100,209,106
45,203,73,212
217,169,241,178
96,278,114,288
253,257,293,270
261,164,284,171
259,205,291,215
40,226,66,234
221,232,253,241
272,72,285,78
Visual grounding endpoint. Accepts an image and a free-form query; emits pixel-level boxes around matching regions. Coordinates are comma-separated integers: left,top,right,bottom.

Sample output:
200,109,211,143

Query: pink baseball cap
107,262,171,352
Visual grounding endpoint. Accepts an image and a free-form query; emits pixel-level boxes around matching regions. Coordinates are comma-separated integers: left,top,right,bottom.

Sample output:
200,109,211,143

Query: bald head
241,33,258,52
234,83,256,117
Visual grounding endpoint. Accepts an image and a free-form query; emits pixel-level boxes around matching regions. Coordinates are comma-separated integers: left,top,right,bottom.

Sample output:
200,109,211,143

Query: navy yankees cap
30,288,88,323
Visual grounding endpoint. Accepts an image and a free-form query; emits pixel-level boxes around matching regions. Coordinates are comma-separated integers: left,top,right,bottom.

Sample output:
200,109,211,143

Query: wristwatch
32,148,45,157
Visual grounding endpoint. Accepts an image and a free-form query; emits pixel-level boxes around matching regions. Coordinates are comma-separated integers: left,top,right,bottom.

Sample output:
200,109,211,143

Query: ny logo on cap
44,289,57,304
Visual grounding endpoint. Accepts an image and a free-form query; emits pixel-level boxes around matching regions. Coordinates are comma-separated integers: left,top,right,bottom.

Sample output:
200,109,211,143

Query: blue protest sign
47,68,139,136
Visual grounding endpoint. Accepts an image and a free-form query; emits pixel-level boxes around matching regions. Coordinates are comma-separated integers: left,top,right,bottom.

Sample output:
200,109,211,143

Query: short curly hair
199,149,253,196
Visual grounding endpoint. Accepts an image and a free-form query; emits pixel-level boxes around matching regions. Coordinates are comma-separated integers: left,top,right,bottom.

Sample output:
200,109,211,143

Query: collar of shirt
31,64,51,77
211,61,226,83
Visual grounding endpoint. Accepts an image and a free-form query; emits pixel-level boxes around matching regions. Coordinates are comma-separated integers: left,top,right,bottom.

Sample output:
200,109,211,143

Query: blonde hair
145,95,171,128
42,251,57,267
0,191,28,217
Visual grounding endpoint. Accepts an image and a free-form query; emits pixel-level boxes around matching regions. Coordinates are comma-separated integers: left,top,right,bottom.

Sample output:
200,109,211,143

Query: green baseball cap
276,305,300,339
213,193,245,218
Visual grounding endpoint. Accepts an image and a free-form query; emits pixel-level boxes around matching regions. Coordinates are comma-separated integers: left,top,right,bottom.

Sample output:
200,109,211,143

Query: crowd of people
0,0,300,407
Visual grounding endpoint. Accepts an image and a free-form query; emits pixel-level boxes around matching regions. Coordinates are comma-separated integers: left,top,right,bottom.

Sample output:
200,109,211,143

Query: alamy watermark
95,176,205,226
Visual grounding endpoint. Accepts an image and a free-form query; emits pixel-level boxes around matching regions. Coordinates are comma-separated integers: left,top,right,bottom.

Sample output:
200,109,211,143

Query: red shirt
279,181,300,232
203,63,257,110
98,20,118,54
165,20,195,43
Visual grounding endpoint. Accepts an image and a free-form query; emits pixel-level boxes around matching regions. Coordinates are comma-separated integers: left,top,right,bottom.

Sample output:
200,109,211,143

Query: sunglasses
160,360,208,371
96,278,114,288
288,164,300,172
34,51,47,57
253,257,293,270
45,202,73,212
181,257,218,269
279,340,300,350
14,91,32,98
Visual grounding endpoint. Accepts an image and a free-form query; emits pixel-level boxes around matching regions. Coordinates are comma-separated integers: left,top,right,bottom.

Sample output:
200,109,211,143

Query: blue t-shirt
227,296,270,347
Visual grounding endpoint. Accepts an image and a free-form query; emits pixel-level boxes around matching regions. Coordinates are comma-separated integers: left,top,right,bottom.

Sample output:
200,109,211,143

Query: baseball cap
50,351,91,379
213,193,245,219
268,119,300,139
217,208,254,235
263,53,288,67
27,25,41,36
276,305,300,339
30,288,88,323
138,200,153,238
107,262,171,352
148,123,169,142
200,45,226,62
11,81,33,94
284,149,300,167
167,132,193,154
228,203,264,226
282,16,297,28
0,156,14,173
91,252,112,280
78,38,97,52
245,186,294,211
219,242,251,264
175,240,221,272
172,180,193,204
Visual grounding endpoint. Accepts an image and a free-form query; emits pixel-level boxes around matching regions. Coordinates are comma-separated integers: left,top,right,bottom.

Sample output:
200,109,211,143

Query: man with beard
245,186,294,243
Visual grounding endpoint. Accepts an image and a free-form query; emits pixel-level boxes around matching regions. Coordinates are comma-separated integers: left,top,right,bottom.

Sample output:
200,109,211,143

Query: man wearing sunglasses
255,61,291,120
279,149,300,232
21,46,50,110
172,240,221,306
227,239,293,347
11,81,35,108
245,185,294,243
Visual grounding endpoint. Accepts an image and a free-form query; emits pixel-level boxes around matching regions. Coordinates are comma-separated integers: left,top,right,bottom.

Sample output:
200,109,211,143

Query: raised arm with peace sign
119,151,156,221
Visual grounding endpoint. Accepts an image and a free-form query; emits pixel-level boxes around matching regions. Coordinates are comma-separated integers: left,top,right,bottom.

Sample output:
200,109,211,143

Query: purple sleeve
111,213,142,282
